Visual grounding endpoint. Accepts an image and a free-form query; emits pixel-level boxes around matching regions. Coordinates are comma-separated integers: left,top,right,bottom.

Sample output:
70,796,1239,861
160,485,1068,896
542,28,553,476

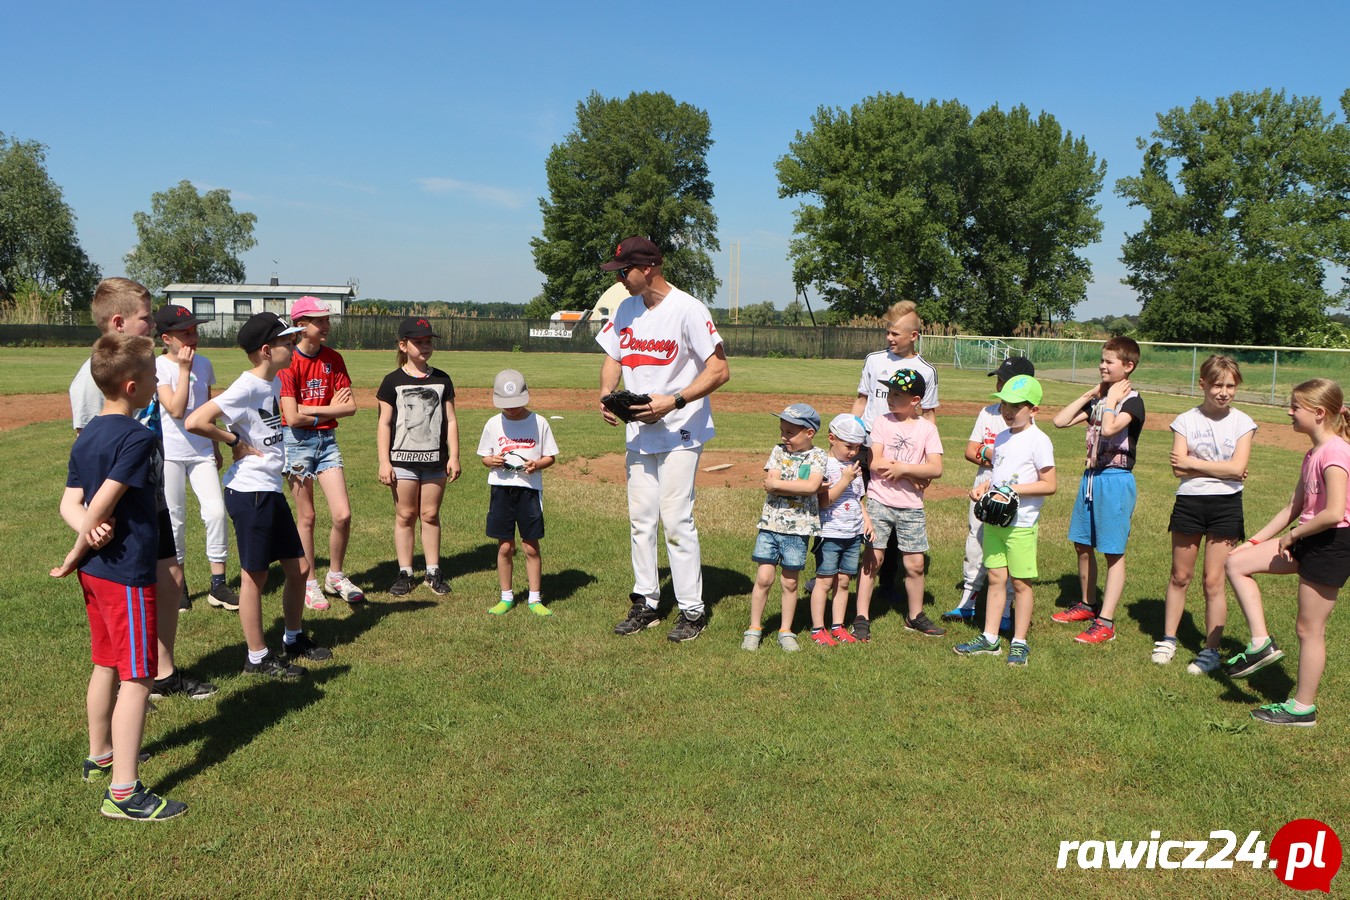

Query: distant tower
729,241,740,324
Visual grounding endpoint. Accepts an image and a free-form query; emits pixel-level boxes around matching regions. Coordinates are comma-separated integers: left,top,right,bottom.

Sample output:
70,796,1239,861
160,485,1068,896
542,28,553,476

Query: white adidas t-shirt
214,371,286,493
596,286,722,454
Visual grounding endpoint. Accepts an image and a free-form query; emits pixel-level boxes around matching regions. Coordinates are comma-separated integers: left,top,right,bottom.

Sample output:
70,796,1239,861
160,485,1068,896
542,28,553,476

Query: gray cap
492,368,530,409
776,403,820,431
827,414,868,444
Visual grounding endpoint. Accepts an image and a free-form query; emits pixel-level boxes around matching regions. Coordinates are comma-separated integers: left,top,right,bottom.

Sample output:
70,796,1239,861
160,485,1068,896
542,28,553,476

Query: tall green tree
124,180,257,296
0,133,100,307
775,93,1104,333
1117,89,1350,345
532,91,720,310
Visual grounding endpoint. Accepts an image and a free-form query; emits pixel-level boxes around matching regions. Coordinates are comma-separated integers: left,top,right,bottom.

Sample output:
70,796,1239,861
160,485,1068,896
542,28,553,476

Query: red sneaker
1075,620,1116,644
1052,602,1098,623
810,629,838,647
830,626,858,644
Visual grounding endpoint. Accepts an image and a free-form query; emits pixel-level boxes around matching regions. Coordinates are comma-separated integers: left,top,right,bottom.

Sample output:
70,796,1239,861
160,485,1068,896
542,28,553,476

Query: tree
531,91,720,312
124,180,257,296
1117,89,1350,345
0,133,100,307
740,300,778,326
775,93,1104,333
780,298,808,326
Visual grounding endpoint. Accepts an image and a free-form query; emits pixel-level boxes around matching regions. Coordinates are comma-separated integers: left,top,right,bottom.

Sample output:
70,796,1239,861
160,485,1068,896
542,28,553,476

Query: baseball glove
974,483,1020,528
601,390,652,423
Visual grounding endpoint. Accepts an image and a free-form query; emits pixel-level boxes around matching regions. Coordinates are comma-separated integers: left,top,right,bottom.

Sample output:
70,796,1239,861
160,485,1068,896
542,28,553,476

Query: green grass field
0,349,1344,898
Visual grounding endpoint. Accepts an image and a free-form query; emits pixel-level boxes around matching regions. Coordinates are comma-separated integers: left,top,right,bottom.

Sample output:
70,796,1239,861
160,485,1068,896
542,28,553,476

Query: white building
162,279,356,335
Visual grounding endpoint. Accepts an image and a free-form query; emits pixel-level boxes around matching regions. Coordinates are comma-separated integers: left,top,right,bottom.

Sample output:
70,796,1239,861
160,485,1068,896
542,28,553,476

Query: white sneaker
1151,639,1177,665
741,630,762,652
324,572,366,603
304,581,330,611
777,631,801,653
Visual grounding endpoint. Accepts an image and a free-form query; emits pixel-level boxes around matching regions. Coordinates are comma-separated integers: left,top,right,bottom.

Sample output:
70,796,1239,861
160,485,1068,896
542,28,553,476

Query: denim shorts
284,427,344,480
752,530,810,570
814,534,863,577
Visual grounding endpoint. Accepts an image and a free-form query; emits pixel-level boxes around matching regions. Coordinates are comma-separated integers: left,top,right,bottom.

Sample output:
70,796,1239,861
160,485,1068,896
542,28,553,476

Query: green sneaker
1225,638,1284,678
1006,642,1030,667
100,781,187,821
1251,701,1317,727
954,634,1002,656
528,601,553,617
488,599,514,615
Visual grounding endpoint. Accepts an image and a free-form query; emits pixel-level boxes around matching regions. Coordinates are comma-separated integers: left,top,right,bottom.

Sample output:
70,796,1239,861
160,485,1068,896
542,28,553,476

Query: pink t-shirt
867,414,943,509
1298,437,1350,527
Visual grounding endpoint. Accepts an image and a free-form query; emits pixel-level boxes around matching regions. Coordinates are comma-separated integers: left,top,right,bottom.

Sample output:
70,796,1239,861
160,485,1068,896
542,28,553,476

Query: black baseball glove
601,390,653,423
974,483,1020,528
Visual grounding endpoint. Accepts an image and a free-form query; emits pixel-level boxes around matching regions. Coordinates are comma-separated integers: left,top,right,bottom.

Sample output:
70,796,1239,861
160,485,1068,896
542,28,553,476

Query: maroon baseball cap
600,236,663,271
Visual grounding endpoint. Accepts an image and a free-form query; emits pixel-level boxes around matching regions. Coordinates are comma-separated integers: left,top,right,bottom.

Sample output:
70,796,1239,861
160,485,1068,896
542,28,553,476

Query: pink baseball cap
290,296,333,320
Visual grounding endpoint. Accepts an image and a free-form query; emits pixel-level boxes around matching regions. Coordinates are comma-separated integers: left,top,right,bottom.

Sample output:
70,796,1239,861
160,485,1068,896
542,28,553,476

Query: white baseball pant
626,446,704,617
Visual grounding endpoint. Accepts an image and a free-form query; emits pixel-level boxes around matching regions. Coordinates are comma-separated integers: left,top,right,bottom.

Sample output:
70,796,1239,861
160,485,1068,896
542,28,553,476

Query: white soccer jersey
856,350,939,432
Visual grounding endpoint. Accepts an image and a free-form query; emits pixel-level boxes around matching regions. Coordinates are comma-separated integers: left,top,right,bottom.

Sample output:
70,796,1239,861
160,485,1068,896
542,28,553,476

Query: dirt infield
7,388,1304,456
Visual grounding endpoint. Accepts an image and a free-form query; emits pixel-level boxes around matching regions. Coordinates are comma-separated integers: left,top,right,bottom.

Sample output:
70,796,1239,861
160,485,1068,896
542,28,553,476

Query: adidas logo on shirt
257,398,285,446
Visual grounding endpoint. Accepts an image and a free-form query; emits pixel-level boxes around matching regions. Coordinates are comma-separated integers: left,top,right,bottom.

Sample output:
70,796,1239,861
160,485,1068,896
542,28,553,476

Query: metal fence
7,317,1350,407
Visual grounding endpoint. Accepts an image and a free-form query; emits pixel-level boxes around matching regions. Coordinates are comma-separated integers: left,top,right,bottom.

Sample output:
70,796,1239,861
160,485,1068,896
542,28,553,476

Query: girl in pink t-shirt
1224,378,1350,727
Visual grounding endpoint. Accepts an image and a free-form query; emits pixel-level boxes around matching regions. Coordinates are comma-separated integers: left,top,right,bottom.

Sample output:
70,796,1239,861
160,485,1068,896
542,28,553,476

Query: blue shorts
284,427,344,480
753,530,809,571
225,489,304,573
1068,468,1136,555
486,484,544,542
814,535,863,577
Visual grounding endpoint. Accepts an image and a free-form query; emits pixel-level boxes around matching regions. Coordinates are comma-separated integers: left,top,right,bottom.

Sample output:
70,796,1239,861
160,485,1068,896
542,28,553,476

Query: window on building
192,298,216,319
263,297,286,315
234,299,253,321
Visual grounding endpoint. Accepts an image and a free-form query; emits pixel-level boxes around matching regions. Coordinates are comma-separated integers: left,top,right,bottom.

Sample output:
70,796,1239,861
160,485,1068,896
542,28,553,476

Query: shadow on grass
638,565,753,622
540,568,598,606
349,541,501,594
1216,659,1297,705
183,598,436,683
146,664,351,794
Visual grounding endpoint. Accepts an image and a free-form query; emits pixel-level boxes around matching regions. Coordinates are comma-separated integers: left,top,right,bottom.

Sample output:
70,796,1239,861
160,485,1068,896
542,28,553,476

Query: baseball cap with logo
599,236,664,271
776,403,821,431
827,414,868,444
882,368,927,398
290,296,333,320
988,355,1035,381
398,317,438,339
492,368,530,409
236,312,302,353
155,304,202,334
991,374,1043,406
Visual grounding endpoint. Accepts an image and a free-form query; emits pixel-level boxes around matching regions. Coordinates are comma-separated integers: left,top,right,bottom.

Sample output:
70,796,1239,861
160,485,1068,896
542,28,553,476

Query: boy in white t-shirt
945,356,1034,626
186,313,331,679
153,305,237,612
478,369,558,617
955,375,1057,666
807,414,873,647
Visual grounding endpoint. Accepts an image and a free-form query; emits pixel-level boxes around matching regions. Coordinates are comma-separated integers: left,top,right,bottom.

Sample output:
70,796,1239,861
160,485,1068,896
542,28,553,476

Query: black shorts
486,484,544,542
1292,527,1350,589
1168,492,1244,540
225,488,304,573
157,508,176,561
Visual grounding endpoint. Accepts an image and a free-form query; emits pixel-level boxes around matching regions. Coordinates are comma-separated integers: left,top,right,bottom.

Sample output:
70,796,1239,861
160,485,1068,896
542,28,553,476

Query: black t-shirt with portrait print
1084,393,1146,471
377,367,454,470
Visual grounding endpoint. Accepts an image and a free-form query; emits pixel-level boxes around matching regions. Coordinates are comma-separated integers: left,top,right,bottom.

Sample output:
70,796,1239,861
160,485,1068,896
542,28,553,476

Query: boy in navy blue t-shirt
52,334,188,821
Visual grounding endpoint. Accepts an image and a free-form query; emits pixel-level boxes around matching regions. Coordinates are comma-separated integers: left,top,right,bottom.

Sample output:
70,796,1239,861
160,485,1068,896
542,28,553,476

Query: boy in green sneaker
478,369,558,617
51,334,187,820
954,376,1056,666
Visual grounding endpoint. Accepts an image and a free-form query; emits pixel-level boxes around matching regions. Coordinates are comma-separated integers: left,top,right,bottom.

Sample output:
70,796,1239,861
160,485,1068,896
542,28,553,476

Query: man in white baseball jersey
597,237,731,642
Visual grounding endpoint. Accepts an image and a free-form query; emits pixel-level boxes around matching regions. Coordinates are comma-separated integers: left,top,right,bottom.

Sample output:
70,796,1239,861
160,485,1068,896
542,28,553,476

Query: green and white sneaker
100,781,187,821
1251,700,1317,727
1006,642,1030,667
954,634,1002,656
1225,638,1284,678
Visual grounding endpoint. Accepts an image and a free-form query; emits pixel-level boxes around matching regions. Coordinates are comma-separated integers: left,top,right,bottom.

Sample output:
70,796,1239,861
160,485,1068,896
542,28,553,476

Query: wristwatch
673,392,686,410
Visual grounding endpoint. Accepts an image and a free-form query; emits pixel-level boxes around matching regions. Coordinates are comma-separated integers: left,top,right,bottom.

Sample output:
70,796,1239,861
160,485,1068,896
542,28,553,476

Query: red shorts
79,571,158,681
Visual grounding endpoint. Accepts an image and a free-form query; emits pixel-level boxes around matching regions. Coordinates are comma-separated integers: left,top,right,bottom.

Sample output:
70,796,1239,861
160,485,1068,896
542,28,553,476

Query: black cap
236,312,302,353
155,304,202,334
882,368,927,398
988,356,1035,380
398,316,438,339
600,236,663,271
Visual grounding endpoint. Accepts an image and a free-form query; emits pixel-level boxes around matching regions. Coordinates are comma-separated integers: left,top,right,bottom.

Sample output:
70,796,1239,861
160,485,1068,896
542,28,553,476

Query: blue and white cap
776,403,821,431
827,414,868,443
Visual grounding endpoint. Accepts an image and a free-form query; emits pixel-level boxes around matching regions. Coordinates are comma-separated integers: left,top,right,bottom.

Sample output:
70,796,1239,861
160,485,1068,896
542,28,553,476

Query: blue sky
8,1,1348,319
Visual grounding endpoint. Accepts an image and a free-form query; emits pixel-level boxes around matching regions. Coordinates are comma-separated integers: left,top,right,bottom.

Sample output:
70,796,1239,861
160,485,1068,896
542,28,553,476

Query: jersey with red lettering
596,287,722,454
